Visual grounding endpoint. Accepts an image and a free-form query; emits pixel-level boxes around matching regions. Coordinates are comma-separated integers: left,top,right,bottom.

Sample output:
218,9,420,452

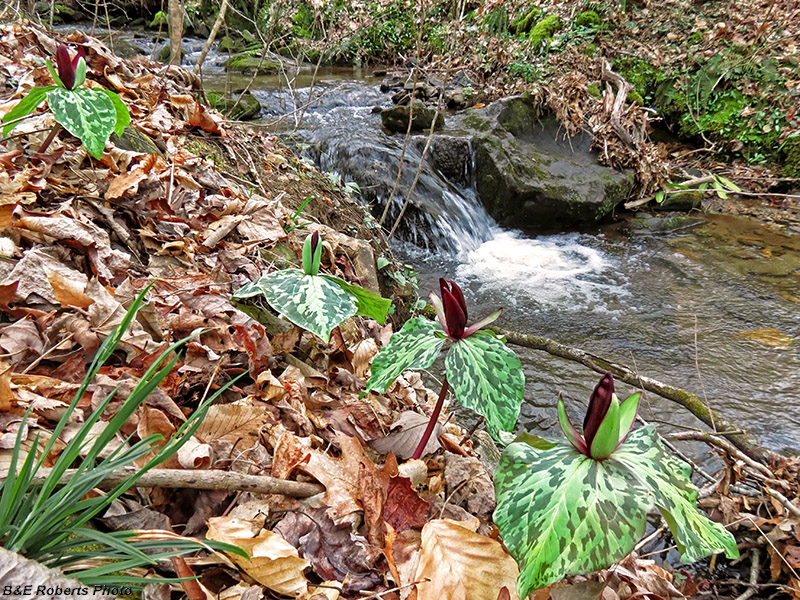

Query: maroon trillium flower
557,372,642,460
429,278,501,341
55,44,85,90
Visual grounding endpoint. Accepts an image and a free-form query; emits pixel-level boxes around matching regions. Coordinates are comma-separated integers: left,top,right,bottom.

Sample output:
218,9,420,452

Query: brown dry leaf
106,154,167,200
0,362,13,411
384,475,431,533
194,403,271,452
738,328,793,348
46,268,94,308
370,411,443,460
177,436,213,469
414,519,520,600
206,516,309,598
387,527,422,600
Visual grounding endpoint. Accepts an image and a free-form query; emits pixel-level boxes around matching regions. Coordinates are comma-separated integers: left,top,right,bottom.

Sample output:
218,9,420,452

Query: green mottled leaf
613,427,739,563
321,274,391,324
365,317,445,394
242,269,357,344
1,86,56,136
445,331,523,437
232,279,263,300
494,440,651,597
100,89,131,137
46,87,116,159
494,425,738,597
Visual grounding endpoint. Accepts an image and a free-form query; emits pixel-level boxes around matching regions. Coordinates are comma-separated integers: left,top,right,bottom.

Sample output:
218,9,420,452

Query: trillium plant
493,372,739,597
1,44,130,159
365,278,524,459
233,231,391,343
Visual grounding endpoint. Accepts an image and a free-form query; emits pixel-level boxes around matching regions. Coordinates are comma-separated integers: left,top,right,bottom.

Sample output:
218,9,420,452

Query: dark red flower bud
310,230,320,254
56,45,75,90
440,278,467,339
583,372,614,447
55,44,85,90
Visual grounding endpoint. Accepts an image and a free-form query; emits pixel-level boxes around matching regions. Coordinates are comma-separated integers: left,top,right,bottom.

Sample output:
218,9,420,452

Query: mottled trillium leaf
494,425,738,598
100,89,131,137
365,317,446,394
240,269,357,344
1,86,57,136
320,274,391,324
493,440,652,597
46,87,116,159
444,330,524,438
613,427,739,563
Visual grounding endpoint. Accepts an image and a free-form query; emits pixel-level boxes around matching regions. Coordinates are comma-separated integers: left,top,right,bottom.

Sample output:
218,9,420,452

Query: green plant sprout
655,173,742,203
1,44,130,159
365,278,524,458
0,283,245,588
493,372,739,597
232,231,392,343
283,195,314,233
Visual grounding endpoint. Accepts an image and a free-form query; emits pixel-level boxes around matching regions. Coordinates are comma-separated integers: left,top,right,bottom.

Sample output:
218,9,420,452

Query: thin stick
21,467,325,497
194,0,228,74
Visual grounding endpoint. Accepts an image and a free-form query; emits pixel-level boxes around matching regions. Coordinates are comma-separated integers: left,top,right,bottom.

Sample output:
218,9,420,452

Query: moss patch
529,15,561,47
512,7,542,34
575,10,601,28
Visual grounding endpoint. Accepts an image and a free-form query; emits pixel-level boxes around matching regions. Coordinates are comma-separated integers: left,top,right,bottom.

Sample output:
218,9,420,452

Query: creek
81,28,800,454
235,70,800,455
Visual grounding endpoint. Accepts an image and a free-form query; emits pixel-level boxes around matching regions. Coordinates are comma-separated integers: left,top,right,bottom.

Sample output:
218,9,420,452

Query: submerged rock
226,53,281,74
455,94,635,231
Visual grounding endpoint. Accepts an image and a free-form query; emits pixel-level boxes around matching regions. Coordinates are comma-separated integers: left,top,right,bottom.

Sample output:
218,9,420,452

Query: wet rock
380,102,444,133
653,190,703,211
206,90,262,120
455,94,635,230
226,53,281,74
425,135,471,185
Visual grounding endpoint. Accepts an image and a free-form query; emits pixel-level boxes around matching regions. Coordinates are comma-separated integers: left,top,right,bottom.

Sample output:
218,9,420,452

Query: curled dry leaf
370,411,443,460
206,516,309,598
414,519,520,600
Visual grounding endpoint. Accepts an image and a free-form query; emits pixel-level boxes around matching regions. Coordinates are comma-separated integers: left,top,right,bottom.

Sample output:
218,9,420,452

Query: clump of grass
0,282,244,588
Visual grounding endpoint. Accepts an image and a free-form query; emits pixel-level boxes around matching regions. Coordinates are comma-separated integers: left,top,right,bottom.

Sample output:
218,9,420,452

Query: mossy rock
587,84,601,98
654,190,703,211
110,126,162,156
218,35,244,53
782,137,800,179
226,54,281,74
156,44,172,63
511,7,542,34
206,90,262,120
529,15,561,47
575,10,601,28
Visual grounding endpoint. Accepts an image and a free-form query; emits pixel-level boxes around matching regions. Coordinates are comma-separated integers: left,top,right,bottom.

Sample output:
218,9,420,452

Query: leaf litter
0,19,524,600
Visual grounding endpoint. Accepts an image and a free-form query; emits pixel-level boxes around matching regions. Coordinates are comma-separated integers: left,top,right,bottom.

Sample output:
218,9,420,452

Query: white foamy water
455,230,620,310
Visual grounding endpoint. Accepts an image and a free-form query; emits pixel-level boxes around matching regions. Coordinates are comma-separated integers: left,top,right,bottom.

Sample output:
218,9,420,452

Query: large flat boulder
455,95,635,230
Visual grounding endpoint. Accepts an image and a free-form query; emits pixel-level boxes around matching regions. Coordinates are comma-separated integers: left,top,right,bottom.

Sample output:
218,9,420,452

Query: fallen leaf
738,328,793,348
206,516,309,598
46,268,94,308
370,411,443,460
414,519,520,600
384,475,431,533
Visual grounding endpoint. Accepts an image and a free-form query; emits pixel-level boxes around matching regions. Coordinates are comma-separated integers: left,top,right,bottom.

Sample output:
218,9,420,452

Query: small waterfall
252,80,495,254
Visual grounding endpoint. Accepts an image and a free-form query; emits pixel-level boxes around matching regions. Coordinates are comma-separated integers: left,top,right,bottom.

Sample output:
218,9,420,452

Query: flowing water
74,28,800,454
240,71,800,454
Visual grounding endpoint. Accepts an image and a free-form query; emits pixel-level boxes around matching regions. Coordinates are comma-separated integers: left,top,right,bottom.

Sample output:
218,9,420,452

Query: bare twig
733,547,761,600
194,0,228,74
22,467,325,497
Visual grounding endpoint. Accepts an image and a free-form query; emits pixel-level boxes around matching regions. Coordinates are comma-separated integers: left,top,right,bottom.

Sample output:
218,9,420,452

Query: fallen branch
25,467,325,498
489,323,772,464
